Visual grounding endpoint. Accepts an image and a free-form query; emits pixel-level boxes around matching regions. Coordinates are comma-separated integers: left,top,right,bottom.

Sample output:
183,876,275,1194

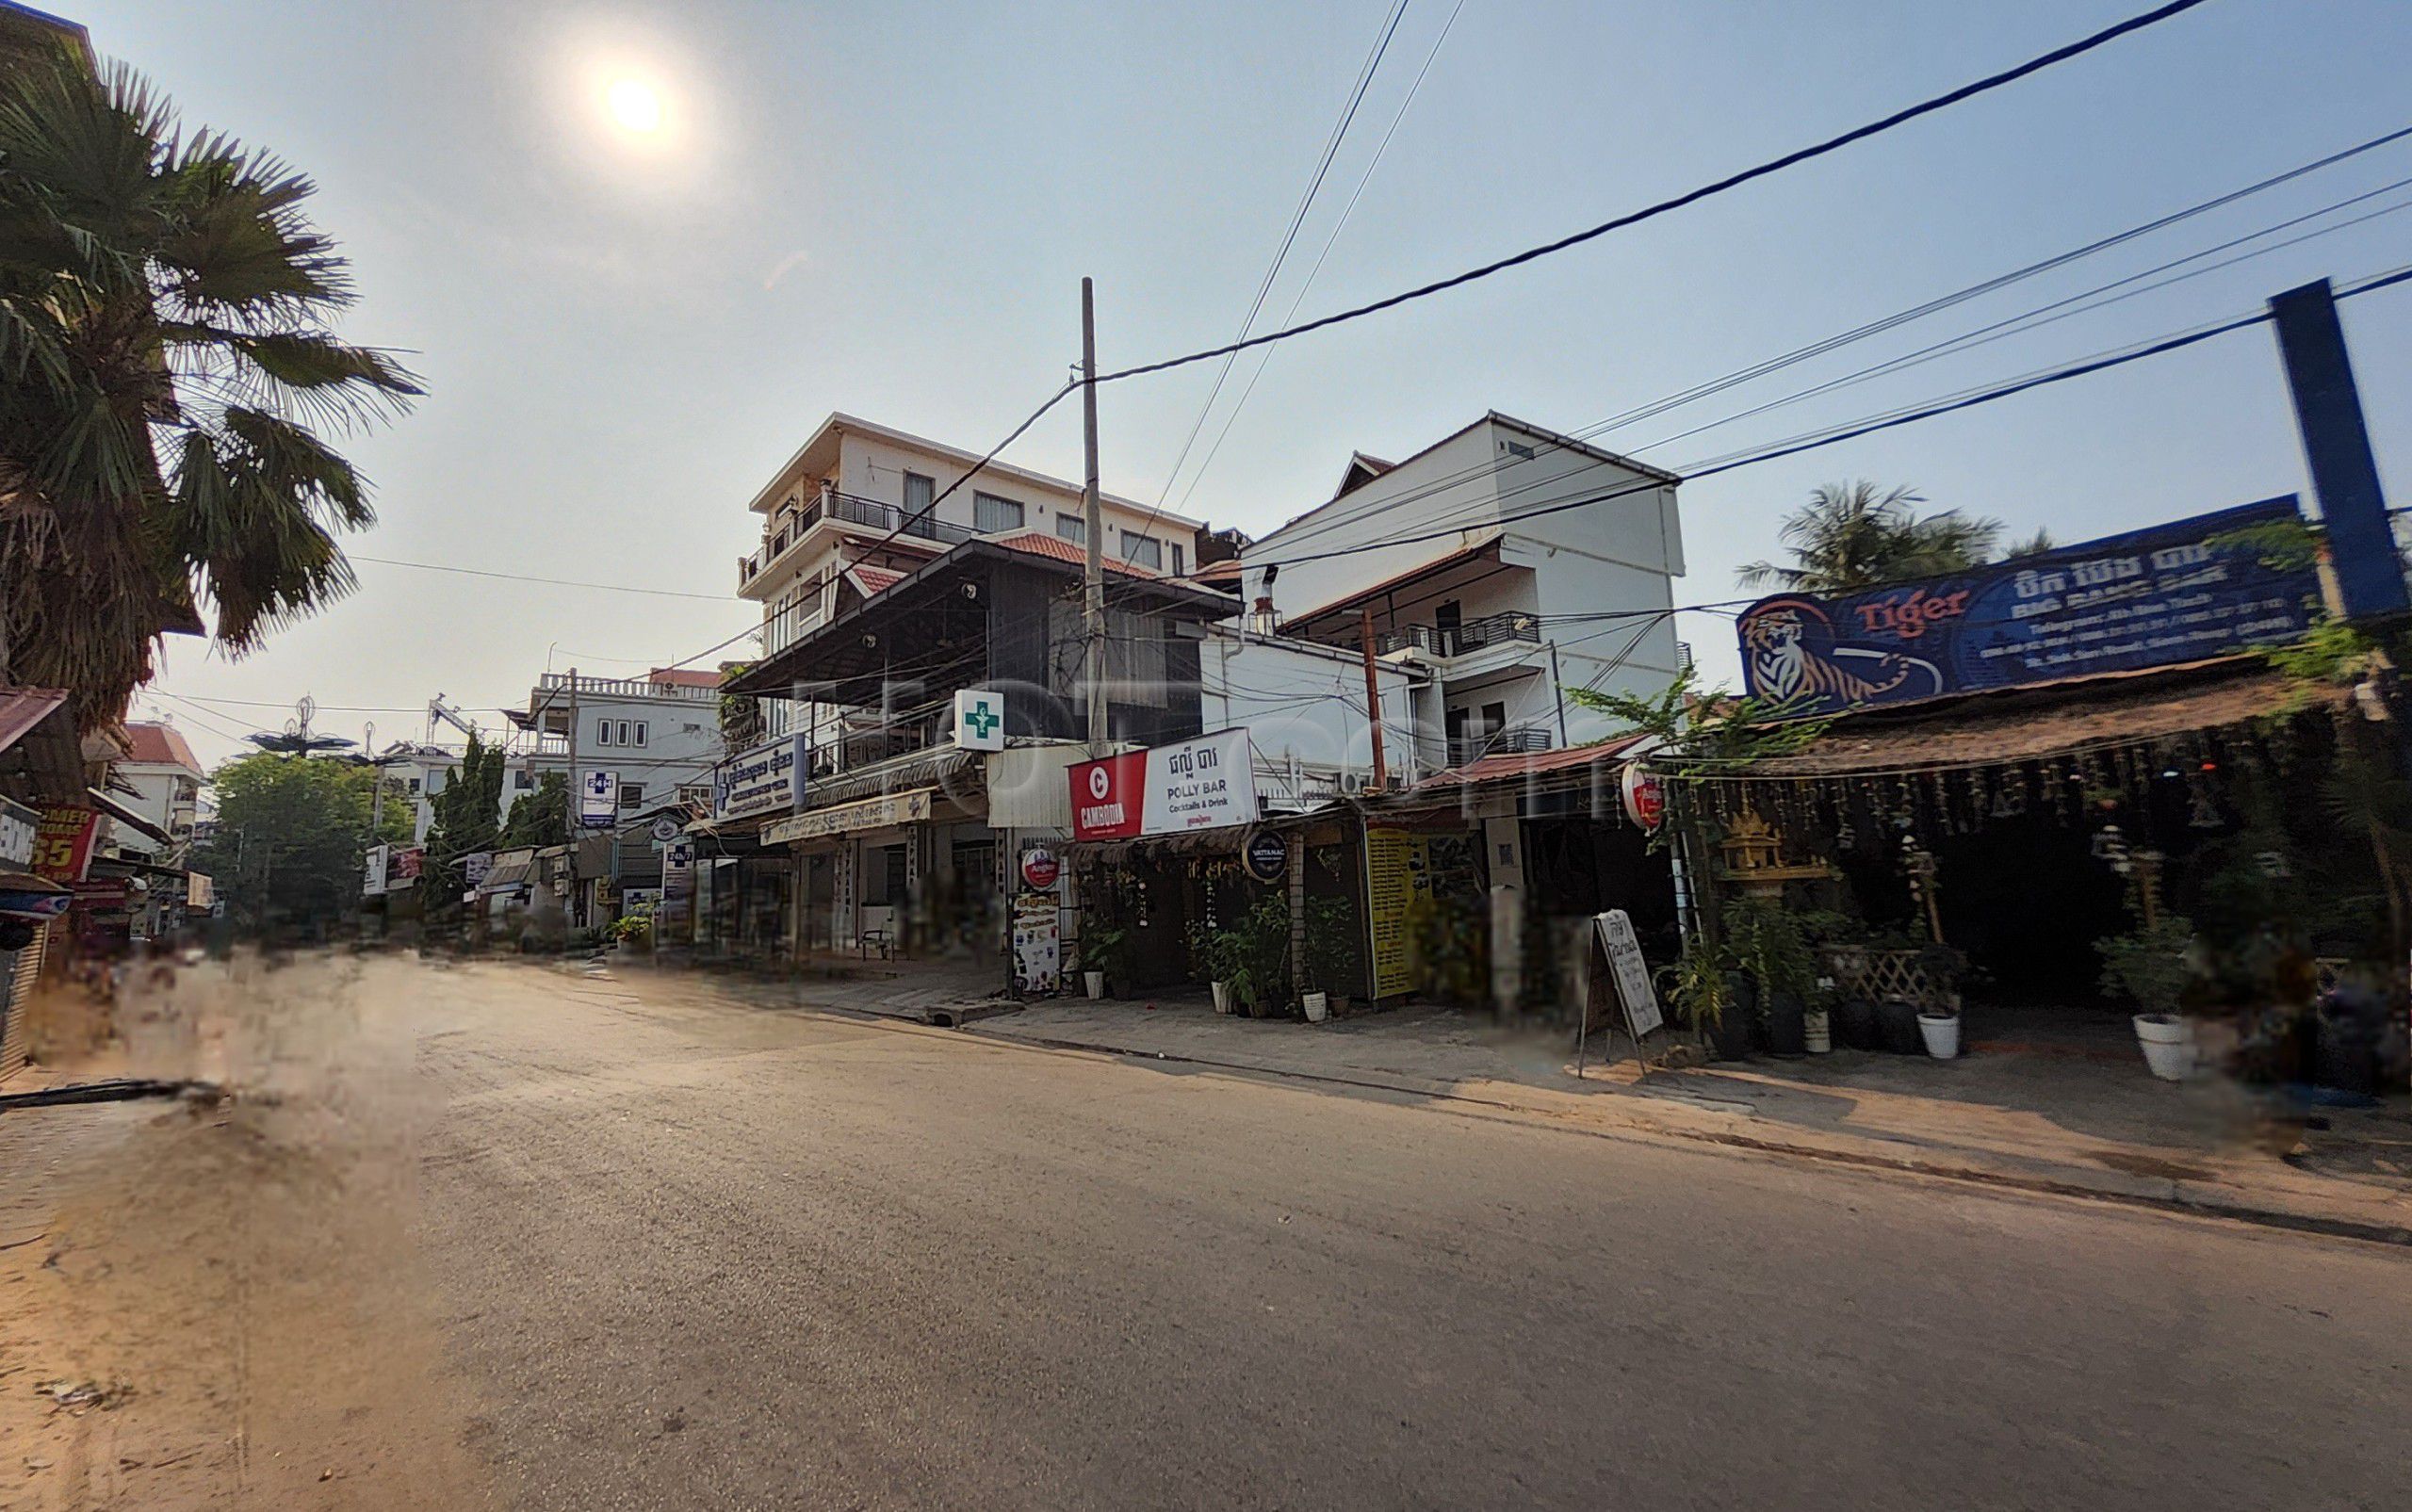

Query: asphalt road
387,959,2406,1511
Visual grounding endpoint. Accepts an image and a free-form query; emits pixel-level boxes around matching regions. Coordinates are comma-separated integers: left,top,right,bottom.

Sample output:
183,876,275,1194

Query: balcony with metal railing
534,672,720,704
740,489,981,592
1375,610,1542,659
1446,723,1551,768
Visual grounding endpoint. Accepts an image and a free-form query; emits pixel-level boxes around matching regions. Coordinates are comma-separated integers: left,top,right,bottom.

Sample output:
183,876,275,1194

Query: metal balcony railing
535,672,719,704
1447,724,1551,767
742,490,982,589
1376,610,1542,658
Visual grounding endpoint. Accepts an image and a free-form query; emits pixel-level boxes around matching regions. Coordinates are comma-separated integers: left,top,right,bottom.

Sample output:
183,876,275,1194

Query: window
903,471,935,523
676,783,713,809
1171,543,1185,577
595,720,613,746
973,492,1025,533
1119,531,1163,571
515,771,534,789
618,781,644,810
617,720,633,746
406,777,422,794
632,722,647,748
1055,513,1085,545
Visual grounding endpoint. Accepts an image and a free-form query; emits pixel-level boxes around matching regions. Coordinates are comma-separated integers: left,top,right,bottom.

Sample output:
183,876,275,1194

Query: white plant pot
1917,1012,1960,1060
1211,981,1233,1015
1083,969,1105,1000
2133,1013,2190,1081
1804,1008,1832,1054
1302,990,1328,1024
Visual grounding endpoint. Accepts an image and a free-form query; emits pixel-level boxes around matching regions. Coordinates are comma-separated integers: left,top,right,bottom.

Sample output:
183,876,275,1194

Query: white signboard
1149,728,1254,835
363,842,390,897
0,796,37,869
713,735,806,823
579,770,618,828
1593,910,1663,1037
762,788,935,847
954,688,1006,752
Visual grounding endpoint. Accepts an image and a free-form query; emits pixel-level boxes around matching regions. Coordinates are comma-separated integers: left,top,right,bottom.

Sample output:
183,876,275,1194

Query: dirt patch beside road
0,952,492,1509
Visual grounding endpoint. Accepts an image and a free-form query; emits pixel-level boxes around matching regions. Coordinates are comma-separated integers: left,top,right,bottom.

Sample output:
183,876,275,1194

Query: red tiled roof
845,564,905,598
120,720,203,773
648,668,723,690
988,529,1162,577
1414,734,1645,790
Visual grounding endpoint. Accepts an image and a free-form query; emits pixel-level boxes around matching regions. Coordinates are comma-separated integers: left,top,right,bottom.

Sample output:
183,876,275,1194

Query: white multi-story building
503,669,725,823
736,412,1206,740
106,722,205,860
1242,413,1685,766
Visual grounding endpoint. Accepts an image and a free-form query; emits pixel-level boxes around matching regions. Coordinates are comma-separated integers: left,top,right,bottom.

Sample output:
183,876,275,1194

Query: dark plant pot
1876,998,1925,1055
2313,1018,2380,1097
1765,991,1808,1058
1833,997,1881,1051
1707,1006,1753,1062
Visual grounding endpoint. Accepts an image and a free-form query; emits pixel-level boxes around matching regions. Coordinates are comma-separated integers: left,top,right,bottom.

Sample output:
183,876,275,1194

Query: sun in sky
603,75,663,136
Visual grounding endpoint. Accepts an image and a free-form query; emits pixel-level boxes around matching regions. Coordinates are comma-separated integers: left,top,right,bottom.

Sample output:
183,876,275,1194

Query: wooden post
1359,608,1388,791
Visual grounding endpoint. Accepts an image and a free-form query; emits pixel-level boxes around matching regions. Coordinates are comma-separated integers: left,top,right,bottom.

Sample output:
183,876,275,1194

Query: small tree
1567,666,1831,1008
500,772,570,850
190,751,410,935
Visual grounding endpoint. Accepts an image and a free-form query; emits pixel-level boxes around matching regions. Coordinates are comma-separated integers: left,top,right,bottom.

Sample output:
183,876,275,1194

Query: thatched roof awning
1739,660,2340,779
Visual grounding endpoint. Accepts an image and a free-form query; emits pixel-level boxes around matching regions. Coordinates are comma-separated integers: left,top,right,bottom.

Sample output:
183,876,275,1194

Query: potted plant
1659,944,1750,1061
1187,921,1235,1013
1080,923,1127,1000
2097,913,2196,1080
1914,942,1964,1060
1232,895,1294,1018
1805,978,1834,1054
1298,898,1355,1023
1730,901,1817,1058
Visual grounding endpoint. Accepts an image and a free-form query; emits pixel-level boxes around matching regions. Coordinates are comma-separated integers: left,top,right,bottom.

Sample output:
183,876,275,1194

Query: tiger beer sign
1734,496,2319,719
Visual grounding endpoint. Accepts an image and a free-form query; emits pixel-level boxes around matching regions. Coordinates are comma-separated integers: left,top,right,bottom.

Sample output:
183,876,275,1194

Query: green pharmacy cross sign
954,689,1006,752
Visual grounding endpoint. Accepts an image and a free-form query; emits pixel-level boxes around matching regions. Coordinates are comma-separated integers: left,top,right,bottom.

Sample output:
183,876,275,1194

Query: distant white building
106,722,205,860
502,668,725,821
1241,413,1685,765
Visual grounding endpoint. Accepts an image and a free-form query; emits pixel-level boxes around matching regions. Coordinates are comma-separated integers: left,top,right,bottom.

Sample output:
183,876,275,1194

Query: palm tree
1737,481,2000,595
0,48,416,730
2002,528,2059,560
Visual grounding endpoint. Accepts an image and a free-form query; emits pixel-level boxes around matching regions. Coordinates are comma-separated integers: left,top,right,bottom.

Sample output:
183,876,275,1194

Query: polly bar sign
1067,729,1257,842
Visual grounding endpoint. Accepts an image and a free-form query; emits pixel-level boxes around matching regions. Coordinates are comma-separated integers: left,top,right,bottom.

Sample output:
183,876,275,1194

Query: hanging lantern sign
1620,764,1666,831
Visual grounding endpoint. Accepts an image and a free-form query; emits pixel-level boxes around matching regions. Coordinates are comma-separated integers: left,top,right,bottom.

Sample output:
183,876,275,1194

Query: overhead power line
1238,117,2412,561
1166,0,1471,518
1149,0,1413,512
1094,0,2221,386
351,555,737,602
1242,264,2412,573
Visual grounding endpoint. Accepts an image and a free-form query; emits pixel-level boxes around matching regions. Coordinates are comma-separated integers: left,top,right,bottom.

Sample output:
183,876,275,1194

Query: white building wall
1243,415,1686,754
1200,630,1439,803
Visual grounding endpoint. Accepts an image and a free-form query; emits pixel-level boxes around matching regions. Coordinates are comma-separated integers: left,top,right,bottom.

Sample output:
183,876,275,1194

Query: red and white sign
1019,846,1061,891
1067,729,1256,843
1620,764,1665,831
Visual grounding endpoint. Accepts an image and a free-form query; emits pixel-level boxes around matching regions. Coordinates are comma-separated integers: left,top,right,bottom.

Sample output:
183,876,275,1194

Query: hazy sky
83,0,2412,769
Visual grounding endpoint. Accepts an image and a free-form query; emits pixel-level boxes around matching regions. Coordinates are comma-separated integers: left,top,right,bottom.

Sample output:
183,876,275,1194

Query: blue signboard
1735,496,2321,719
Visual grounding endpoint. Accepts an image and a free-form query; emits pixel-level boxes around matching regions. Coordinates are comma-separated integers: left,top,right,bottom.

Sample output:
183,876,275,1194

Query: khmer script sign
1734,496,2320,718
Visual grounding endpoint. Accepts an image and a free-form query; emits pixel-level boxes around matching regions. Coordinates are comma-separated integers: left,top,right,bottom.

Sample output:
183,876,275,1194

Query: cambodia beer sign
1735,497,2319,718
1068,729,1257,842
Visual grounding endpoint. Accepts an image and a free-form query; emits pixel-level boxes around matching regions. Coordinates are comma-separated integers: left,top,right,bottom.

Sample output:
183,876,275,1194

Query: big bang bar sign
1068,729,1258,841
1735,496,2321,719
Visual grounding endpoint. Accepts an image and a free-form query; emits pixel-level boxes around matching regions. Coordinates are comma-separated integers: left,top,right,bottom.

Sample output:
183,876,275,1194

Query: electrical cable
1161,0,1468,519
1240,119,2412,560
350,555,739,601
1094,0,2220,386
1148,0,1412,513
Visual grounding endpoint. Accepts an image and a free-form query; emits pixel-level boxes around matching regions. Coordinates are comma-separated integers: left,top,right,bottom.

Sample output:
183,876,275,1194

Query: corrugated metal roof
1412,734,1646,791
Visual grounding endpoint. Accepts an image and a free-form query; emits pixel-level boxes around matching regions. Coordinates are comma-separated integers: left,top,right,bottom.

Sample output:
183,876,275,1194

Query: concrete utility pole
1358,609,1388,791
1081,277,1108,756
563,669,581,924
